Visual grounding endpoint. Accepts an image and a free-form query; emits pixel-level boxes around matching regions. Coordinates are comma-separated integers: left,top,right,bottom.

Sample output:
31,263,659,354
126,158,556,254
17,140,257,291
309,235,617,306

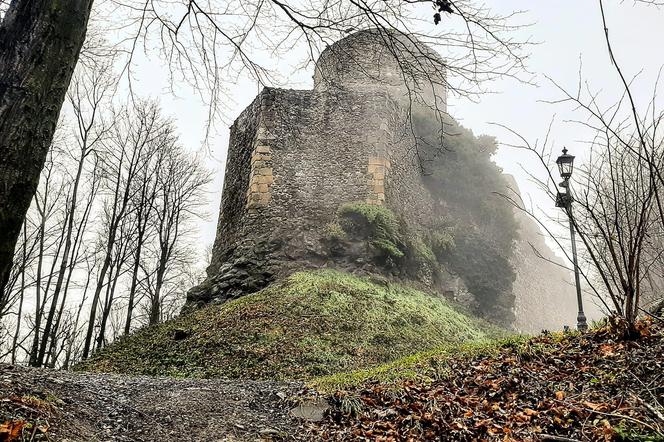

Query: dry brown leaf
0,420,26,442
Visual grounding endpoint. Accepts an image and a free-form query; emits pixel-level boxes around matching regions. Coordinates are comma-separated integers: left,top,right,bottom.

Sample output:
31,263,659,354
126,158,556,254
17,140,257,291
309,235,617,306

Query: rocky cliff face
187,30,593,331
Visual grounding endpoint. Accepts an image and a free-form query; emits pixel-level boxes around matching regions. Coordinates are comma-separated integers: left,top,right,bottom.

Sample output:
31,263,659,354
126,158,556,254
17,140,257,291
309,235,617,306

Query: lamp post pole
556,148,588,332
563,183,588,331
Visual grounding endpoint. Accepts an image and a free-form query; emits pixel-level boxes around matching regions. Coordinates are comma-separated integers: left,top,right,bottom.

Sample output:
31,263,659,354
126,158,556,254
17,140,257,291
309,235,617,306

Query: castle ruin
187,30,586,332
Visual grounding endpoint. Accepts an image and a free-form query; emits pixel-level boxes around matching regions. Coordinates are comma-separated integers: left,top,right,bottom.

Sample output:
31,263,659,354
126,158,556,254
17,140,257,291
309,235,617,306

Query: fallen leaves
0,394,56,441
0,420,25,442
306,320,664,440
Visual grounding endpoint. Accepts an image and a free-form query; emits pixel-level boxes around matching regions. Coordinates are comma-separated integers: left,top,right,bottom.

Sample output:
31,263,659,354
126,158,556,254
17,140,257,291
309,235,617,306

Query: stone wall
313,29,447,113
187,84,440,307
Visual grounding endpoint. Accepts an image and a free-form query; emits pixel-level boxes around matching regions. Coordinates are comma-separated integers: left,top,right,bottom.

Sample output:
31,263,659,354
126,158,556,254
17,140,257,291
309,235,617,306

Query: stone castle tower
187,30,448,306
187,30,587,332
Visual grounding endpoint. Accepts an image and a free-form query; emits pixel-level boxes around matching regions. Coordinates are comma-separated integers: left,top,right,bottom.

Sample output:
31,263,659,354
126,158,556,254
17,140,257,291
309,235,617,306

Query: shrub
338,202,403,258
410,236,436,266
372,238,405,258
428,231,455,258
324,222,347,241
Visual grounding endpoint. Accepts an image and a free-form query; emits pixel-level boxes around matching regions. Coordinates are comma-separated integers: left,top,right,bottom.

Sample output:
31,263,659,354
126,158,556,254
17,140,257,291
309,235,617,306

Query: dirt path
0,364,312,441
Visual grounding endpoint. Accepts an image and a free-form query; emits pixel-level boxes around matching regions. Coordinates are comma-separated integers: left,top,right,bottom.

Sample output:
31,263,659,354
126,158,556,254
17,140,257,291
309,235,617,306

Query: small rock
290,398,329,422
259,428,282,440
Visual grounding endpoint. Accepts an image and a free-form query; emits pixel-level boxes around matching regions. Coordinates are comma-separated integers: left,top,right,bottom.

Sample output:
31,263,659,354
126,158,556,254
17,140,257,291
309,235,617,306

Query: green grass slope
77,270,500,380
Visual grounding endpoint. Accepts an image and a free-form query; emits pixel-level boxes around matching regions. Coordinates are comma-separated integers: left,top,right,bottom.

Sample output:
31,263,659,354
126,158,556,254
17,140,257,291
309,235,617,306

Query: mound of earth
76,270,499,380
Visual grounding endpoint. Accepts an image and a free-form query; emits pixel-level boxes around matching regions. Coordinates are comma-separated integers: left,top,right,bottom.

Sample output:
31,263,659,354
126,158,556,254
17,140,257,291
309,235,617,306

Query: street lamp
555,147,588,331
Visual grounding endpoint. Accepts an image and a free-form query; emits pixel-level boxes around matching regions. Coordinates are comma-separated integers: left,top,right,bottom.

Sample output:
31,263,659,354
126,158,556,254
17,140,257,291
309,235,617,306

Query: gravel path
0,364,311,441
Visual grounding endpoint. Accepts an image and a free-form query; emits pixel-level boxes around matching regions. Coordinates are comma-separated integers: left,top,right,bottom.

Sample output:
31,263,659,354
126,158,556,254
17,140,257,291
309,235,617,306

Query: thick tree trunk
0,0,93,296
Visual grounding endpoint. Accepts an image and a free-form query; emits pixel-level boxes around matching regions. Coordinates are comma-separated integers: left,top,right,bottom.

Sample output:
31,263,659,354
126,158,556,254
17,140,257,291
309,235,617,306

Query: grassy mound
77,270,499,380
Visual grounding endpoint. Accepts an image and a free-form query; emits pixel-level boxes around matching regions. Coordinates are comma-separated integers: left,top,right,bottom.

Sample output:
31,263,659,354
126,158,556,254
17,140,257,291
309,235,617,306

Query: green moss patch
338,202,403,258
76,270,499,380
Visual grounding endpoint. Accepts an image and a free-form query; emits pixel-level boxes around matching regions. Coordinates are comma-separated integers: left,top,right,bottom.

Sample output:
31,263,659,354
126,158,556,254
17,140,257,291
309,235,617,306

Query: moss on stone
323,222,346,241
76,270,500,381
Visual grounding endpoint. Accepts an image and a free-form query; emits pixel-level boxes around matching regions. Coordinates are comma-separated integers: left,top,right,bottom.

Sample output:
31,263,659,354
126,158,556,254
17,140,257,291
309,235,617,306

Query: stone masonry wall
188,31,446,308
187,86,439,307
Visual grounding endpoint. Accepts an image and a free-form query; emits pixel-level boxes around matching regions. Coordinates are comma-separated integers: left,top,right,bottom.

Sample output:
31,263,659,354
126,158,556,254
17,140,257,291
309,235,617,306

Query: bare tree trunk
63,256,94,368
0,0,93,297
46,177,97,366
28,191,48,366
125,179,156,334
150,262,166,325
83,253,111,358
125,234,145,333
36,155,86,366
10,224,27,364
95,263,118,351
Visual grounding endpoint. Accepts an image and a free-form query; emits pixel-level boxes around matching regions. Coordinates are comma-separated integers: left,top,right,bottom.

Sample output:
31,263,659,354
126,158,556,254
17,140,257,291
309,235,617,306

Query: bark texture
0,0,93,295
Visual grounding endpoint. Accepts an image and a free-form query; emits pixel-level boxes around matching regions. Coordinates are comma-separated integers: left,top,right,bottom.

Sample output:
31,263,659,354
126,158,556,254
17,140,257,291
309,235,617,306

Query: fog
121,2,664,267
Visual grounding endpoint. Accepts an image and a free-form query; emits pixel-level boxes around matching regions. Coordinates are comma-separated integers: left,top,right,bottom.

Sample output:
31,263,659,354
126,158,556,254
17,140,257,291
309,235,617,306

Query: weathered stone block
252,154,272,162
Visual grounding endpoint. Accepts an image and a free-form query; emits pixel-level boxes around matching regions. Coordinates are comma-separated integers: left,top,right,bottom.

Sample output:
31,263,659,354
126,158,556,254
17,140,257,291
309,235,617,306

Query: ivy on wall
324,114,519,326
413,112,519,325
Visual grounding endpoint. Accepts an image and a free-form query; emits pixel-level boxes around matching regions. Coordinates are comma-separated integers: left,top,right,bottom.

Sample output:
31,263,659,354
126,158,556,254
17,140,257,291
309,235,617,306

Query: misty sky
124,1,664,258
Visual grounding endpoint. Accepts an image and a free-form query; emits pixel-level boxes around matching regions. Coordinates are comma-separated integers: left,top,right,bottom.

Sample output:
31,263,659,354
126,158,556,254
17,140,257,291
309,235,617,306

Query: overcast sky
125,1,664,257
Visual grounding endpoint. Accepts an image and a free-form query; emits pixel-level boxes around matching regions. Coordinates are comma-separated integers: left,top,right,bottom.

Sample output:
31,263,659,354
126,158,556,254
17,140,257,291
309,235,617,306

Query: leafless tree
95,214,134,351
122,123,169,334
32,62,114,367
27,149,71,366
81,101,168,358
144,146,210,325
496,0,664,336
